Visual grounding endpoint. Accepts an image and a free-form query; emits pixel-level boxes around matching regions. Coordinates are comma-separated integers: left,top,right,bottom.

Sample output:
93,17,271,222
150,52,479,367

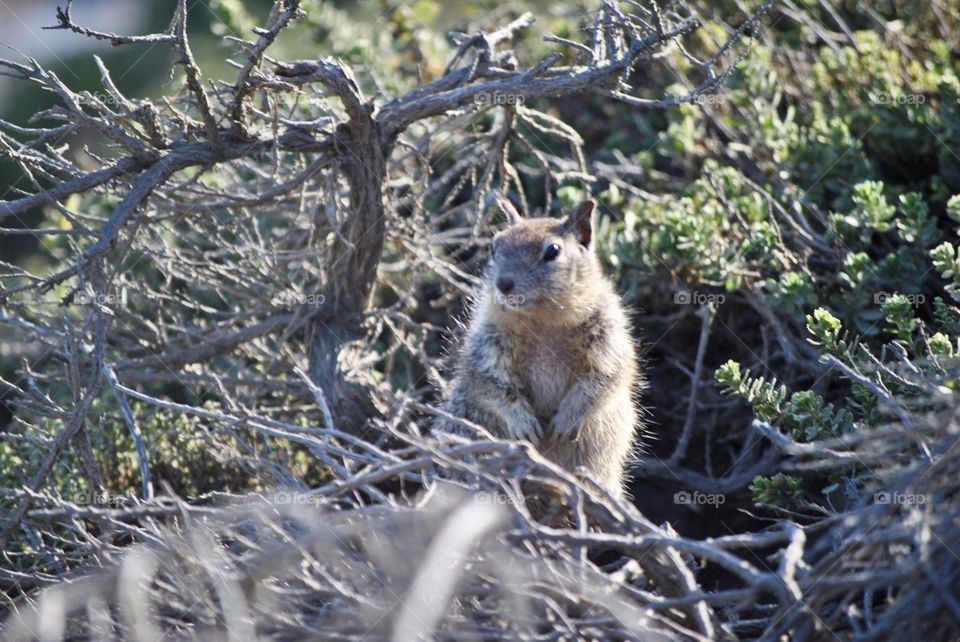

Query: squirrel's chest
513,336,580,419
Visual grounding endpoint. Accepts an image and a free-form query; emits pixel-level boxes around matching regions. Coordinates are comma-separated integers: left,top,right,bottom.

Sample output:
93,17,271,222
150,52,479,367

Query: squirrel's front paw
507,412,544,442
548,412,581,440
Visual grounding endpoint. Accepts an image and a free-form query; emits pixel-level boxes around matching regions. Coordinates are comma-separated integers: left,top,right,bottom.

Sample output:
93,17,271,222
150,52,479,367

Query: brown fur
439,200,643,492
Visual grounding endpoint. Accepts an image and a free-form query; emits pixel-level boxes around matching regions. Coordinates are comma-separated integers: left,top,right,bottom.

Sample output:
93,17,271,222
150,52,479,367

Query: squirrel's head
486,199,603,323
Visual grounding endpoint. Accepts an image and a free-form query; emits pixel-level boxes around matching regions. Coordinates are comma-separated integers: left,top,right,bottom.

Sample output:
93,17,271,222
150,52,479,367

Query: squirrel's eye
542,243,561,262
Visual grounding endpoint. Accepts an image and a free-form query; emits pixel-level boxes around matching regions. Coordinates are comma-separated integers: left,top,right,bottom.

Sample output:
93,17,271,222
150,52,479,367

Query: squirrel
439,196,643,493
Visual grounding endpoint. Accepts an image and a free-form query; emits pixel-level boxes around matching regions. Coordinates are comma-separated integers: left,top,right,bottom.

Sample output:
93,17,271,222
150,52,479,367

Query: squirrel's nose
496,277,515,294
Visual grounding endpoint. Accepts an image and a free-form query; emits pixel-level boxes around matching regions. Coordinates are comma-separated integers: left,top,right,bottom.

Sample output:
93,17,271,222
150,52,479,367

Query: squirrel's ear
564,199,595,247
494,193,522,226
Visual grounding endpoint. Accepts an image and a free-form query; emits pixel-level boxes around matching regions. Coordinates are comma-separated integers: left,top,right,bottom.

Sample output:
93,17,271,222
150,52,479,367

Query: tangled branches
18,0,953,640
0,0,766,539
4,405,960,640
